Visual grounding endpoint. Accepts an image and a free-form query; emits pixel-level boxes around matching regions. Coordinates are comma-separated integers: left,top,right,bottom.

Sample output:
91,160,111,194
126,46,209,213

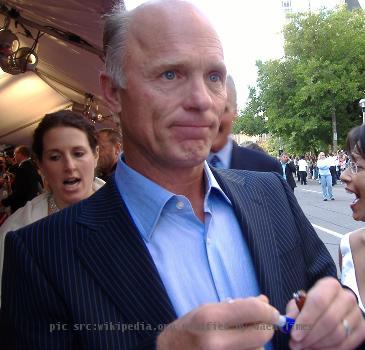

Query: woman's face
39,126,98,209
340,151,365,221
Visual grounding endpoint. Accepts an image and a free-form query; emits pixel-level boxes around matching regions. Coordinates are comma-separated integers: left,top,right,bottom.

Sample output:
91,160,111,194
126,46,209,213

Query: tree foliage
232,87,268,135
237,6,365,154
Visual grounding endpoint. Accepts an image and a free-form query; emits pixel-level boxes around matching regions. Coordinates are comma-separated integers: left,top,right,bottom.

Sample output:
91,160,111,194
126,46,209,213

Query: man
298,155,308,185
328,152,338,186
1,146,42,213
96,128,123,181
1,2,364,350
280,152,296,191
209,75,282,174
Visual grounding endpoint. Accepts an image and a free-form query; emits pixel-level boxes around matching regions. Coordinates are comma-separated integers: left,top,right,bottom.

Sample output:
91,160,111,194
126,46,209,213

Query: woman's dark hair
32,110,98,161
346,124,365,159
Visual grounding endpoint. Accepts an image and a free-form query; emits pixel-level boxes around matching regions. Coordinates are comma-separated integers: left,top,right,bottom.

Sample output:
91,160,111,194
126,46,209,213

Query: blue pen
276,290,306,334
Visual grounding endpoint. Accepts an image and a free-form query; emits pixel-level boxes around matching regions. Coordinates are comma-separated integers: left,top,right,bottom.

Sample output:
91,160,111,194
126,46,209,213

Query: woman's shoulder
348,228,365,253
0,192,49,235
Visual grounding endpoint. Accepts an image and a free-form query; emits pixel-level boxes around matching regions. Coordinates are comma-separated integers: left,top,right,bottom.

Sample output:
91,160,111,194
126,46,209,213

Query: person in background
280,152,296,192
96,128,123,181
317,152,334,201
0,110,105,304
340,124,365,313
245,142,266,153
329,152,337,186
298,155,308,185
209,75,282,174
1,145,42,213
1,2,364,349
312,156,319,180
307,156,313,180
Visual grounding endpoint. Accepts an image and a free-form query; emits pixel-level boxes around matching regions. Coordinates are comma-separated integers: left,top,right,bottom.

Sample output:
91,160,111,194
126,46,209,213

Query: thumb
286,299,299,318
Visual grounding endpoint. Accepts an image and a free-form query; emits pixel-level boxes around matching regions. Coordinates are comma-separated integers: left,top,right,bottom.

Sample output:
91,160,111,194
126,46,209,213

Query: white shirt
298,159,308,172
340,232,365,312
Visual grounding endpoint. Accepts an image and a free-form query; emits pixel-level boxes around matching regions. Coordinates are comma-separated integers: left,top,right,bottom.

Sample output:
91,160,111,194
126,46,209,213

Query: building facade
281,0,345,13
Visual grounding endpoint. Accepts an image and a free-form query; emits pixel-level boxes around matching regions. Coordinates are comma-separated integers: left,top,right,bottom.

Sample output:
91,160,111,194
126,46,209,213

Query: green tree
246,6,365,154
232,87,268,136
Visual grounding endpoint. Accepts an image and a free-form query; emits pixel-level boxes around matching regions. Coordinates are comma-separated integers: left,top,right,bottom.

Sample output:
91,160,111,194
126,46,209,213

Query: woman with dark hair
340,124,365,312
0,110,105,303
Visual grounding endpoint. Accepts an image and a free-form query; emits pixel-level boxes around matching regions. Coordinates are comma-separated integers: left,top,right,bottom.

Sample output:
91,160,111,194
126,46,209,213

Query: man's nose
183,76,213,112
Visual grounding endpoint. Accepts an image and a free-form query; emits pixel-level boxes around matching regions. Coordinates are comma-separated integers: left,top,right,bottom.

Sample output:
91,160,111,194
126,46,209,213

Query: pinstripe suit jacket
0,169,337,350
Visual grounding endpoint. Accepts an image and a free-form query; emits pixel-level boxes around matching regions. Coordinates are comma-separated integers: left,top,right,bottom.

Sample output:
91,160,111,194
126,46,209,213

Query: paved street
294,178,363,276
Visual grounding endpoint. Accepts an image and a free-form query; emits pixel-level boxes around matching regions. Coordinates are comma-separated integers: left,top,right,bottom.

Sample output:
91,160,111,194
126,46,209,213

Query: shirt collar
18,157,31,166
208,137,233,169
114,157,231,242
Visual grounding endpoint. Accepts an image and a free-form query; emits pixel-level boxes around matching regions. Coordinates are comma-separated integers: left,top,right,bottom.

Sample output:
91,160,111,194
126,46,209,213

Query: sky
124,0,343,109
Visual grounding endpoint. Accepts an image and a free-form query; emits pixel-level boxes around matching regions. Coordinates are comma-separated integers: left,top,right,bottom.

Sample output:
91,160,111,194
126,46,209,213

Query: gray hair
226,75,237,112
103,1,131,89
103,0,212,89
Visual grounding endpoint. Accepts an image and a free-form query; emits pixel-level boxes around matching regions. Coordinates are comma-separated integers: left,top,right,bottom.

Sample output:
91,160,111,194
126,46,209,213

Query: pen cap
277,315,295,334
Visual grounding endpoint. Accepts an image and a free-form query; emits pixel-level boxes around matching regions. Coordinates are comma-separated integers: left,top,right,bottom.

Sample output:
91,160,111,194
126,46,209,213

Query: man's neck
124,154,206,222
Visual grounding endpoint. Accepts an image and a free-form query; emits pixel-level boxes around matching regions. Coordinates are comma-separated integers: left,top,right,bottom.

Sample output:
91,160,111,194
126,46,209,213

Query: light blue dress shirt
281,163,287,180
208,137,233,169
114,158,272,349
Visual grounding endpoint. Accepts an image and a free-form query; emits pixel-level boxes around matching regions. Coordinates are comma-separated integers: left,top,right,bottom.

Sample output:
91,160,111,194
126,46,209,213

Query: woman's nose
340,168,351,183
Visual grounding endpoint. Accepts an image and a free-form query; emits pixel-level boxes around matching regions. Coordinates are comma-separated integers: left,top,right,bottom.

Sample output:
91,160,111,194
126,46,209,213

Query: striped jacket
0,169,336,349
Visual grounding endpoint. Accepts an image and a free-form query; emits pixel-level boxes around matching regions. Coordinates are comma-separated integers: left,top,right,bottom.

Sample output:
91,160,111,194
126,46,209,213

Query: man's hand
288,277,365,350
157,295,279,350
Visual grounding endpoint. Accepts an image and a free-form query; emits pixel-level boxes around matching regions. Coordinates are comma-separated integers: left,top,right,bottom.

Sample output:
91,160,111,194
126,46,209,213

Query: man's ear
115,142,123,156
100,72,122,113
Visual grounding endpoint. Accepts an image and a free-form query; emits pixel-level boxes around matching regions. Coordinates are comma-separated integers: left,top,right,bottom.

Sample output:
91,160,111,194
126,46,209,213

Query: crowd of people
281,152,348,186
0,1,364,349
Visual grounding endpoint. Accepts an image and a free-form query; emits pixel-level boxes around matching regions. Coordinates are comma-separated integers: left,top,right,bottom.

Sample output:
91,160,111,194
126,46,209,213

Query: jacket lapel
212,168,283,310
229,140,240,169
74,180,177,326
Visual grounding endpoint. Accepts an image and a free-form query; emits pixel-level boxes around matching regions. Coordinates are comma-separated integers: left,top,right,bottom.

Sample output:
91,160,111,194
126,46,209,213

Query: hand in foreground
288,277,365,350
157,295,279,350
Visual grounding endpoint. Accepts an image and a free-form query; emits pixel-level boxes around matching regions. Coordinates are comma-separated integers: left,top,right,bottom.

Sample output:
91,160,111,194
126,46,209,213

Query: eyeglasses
349,161,362,174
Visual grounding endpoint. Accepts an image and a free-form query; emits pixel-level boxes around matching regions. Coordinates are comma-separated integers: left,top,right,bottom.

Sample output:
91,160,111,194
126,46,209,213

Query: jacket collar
74,170,284,327
75,179,177,326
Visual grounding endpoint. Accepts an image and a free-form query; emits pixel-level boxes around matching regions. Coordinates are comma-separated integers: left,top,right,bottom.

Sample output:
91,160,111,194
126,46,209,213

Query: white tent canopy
0,0,118,146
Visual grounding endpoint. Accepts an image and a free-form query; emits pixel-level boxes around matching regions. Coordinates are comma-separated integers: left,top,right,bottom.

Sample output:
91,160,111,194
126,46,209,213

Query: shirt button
176,201,184,209
206,237,211,245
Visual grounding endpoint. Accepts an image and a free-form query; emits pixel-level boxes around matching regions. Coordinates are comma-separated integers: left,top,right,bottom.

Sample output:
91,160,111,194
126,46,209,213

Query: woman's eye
49,155,60,161
162,71,176,80
74,151,85,158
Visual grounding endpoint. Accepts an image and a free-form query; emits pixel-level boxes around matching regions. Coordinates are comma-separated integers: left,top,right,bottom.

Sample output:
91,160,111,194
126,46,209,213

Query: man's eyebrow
150,58,226,72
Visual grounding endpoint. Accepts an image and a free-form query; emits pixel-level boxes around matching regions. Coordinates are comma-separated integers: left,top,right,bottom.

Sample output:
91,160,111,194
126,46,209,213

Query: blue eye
162,71,176,80
209,73,221,82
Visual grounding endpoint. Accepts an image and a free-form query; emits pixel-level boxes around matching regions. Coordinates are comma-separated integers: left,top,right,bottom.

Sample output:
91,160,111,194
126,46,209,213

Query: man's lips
171,122,212,128
170,123,213,139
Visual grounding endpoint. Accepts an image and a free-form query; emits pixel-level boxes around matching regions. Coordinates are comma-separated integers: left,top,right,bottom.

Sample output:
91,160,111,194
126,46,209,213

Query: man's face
97,133,120,172
113,4,227,171
14,148,23,164
281,154,289,163
211,91,236,153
